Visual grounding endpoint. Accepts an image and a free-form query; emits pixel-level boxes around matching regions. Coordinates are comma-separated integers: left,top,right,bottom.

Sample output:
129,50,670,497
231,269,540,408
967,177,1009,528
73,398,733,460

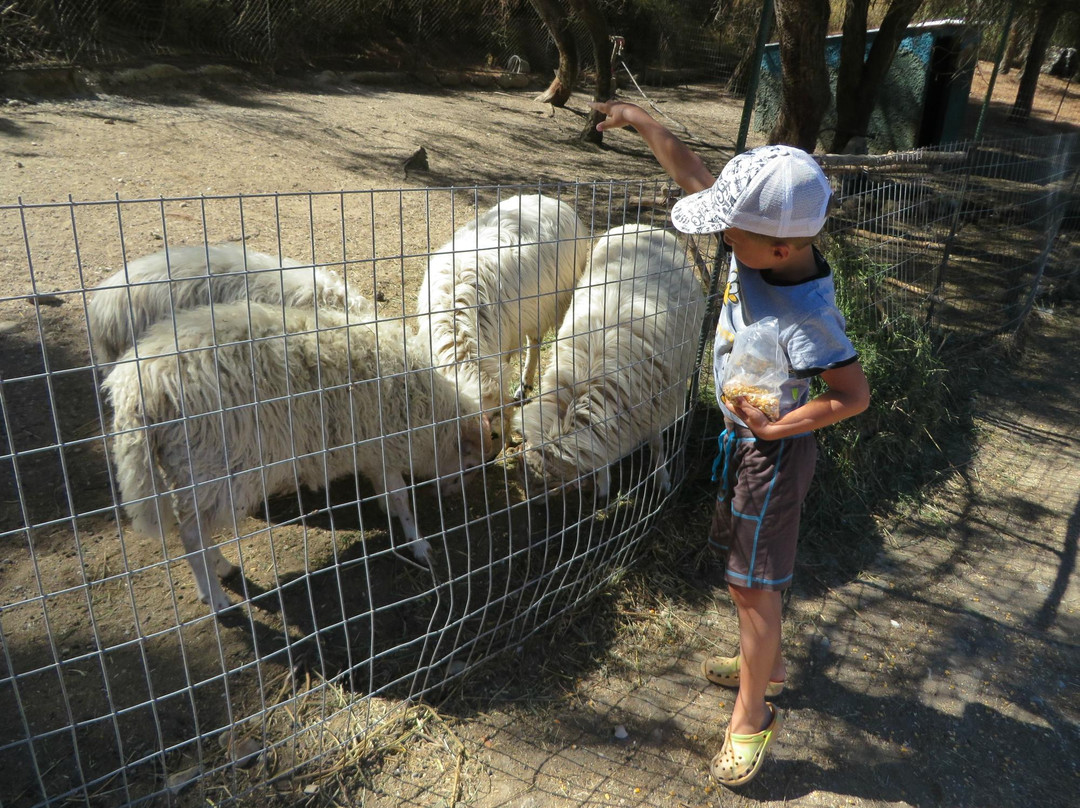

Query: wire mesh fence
2,1,1071,88
0,4,1077,805
5,2,1077,157
1,181,719,806
821,132,1080,341
2,130,1077,804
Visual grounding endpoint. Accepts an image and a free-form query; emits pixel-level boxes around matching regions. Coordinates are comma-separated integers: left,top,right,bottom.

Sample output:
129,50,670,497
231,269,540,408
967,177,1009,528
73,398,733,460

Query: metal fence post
735,0,775,155
1007,133,1078,333
974,1,1017,142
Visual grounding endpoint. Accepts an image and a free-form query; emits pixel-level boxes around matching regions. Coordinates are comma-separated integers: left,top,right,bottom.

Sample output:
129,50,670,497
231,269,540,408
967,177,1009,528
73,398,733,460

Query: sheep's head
438,411,496,497
514,383,622,500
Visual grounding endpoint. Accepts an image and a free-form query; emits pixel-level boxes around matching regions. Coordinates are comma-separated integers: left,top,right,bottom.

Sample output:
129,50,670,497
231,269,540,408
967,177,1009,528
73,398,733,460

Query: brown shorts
709,420,817,591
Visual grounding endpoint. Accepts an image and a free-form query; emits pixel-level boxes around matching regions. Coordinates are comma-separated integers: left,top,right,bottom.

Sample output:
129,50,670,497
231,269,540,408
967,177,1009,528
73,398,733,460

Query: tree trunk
769,0,832,150
1000,10,1029,75
530,0,579,106
832,0,871,153
829,0,924,154
1010,0,1066,121
567,0,613,143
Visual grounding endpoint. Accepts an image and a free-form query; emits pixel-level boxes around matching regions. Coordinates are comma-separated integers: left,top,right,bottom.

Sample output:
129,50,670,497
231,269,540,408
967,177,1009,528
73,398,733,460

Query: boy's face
721,228,782,270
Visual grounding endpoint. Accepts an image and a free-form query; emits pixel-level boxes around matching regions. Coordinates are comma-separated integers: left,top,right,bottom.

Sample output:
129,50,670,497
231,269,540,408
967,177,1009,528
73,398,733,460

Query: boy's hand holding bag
720,316,786,422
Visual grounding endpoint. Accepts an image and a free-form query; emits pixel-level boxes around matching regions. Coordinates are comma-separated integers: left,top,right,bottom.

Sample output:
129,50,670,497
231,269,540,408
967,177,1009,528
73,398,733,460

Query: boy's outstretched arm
731,361,871,441
589,100,715,195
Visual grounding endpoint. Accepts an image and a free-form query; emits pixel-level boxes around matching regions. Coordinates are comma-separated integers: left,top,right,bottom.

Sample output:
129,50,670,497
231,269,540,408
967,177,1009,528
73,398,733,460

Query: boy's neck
763,244,820,283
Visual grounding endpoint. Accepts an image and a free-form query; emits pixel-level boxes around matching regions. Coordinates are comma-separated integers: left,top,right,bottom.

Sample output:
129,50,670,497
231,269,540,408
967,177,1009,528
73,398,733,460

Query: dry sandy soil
0,62,1078,808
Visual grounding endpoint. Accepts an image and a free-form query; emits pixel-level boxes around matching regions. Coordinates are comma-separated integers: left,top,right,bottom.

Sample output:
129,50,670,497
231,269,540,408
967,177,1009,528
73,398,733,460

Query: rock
165,764,202,793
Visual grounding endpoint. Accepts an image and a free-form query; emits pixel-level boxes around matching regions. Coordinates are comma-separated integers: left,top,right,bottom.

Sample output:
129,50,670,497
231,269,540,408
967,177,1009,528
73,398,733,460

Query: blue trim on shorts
709,427,754,553
727,433,800,589
725,568,794,588
731,437,784,587
710,428,812,587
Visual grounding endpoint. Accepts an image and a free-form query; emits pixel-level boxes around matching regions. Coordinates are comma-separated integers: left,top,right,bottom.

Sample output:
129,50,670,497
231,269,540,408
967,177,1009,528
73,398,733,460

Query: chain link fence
3,3,1075,145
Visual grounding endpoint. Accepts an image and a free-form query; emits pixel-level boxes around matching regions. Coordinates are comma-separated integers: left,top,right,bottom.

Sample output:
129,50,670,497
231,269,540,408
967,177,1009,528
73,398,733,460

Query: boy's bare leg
728,584,784,734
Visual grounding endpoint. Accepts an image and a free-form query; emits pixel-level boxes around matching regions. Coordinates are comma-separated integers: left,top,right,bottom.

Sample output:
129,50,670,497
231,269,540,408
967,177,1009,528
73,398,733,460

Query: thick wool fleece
514,224,706,497
104,302,491,612
413,194,587,429
89,243,374,364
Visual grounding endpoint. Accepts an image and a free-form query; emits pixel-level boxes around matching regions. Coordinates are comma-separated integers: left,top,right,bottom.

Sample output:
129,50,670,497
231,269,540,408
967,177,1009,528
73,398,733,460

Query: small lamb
412,193,587,440
103,302,493,613
514,224,706,497
88,243,374,364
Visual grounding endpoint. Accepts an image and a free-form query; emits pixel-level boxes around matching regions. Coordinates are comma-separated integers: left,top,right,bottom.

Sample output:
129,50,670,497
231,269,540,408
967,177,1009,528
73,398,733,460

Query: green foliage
800,243,965,574
633,240,974,596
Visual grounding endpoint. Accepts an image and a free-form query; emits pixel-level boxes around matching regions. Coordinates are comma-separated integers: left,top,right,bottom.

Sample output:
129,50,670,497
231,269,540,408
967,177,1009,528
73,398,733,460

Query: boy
590,100,870,787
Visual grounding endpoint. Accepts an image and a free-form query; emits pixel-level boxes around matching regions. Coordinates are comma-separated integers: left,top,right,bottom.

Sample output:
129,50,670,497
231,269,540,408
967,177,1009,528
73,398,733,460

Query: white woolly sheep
88,243,374,364
513,223,706,497
412,193,587,439
103,302,494,613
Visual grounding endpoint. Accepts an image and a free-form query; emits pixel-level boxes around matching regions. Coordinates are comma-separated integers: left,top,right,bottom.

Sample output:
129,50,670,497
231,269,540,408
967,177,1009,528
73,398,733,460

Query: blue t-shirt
713,247,857,426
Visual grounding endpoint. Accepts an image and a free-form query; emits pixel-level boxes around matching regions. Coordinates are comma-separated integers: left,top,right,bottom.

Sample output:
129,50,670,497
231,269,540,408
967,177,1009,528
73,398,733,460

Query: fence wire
3,2,1073,90
0,180,719,807
3,4,1080,798
822,133,1080,341
1,133,1077,804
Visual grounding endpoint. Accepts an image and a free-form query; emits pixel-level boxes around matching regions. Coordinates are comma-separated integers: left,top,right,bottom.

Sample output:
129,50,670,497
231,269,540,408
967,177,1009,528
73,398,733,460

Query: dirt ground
1,62,1078,808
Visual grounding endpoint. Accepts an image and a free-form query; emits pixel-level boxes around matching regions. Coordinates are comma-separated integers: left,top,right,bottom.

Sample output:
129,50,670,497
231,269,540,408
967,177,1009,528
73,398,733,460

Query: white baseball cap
670,145,832,238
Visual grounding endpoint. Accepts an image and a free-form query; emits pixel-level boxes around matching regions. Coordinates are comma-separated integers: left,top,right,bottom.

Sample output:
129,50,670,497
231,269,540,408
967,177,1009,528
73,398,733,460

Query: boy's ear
772,243,791,261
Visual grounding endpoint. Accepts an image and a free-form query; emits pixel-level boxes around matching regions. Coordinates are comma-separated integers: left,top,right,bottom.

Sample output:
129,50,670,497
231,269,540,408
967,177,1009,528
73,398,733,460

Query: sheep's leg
652,437,672,493
380,470,431,563
209,546,239,579
594,465,612,501
177,510,233,612
519,335,541,396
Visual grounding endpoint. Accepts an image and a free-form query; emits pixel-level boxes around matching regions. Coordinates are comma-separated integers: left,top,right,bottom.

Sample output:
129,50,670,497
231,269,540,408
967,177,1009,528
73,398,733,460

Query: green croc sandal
710,702,783,787
700,655,785,697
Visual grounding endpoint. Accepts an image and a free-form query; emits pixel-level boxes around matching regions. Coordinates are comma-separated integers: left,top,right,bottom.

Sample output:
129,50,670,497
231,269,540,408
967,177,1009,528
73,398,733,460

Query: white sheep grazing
103,302,493,613
413,194,587,438
513,224,706,497
88,243,374,364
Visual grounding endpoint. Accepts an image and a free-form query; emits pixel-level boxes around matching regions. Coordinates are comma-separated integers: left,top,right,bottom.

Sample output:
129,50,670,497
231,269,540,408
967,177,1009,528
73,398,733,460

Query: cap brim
670,188,734,234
